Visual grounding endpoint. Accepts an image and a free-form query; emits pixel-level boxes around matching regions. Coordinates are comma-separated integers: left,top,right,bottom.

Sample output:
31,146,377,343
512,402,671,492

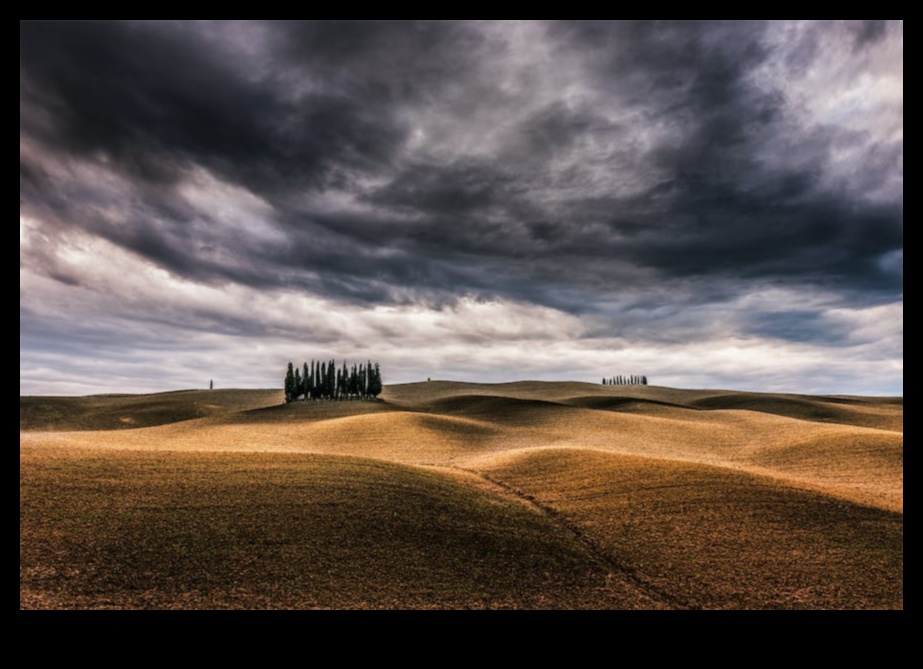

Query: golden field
20,382,903,609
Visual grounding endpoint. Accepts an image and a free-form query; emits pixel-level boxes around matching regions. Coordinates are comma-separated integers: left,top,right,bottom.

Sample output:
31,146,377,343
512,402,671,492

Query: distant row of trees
603,375,648,386
285,360,383,403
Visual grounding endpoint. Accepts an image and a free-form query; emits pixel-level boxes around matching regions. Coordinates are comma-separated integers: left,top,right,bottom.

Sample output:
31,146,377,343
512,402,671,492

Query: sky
20,20,903,396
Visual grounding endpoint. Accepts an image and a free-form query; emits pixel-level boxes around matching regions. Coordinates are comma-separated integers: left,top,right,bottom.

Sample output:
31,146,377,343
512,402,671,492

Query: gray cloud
20,21,903,394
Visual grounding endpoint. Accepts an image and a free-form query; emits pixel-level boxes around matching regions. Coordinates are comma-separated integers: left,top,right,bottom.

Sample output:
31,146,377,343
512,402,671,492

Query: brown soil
21,382,902,609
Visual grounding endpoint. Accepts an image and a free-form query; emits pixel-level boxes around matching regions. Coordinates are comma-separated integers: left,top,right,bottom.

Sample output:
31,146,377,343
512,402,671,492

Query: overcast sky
20,20,902,396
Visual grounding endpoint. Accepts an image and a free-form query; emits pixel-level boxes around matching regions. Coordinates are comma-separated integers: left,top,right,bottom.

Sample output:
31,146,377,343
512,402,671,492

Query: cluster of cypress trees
285,360,383,403
603,375,648,386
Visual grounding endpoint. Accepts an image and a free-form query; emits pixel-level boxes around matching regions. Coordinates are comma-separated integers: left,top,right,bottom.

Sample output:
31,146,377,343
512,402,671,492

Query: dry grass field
20,382,902,609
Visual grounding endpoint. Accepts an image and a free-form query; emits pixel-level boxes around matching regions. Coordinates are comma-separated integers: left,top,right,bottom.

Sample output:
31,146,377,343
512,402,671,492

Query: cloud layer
20,21,903,395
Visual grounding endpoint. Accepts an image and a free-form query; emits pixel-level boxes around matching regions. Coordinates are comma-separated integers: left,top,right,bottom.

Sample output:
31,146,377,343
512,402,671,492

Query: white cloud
178,167,284,244
20,210,904,396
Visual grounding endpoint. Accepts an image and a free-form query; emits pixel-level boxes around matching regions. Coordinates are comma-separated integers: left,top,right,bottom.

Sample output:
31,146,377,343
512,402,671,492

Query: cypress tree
284,362,295,404
309,360,314,400
369,362,383,398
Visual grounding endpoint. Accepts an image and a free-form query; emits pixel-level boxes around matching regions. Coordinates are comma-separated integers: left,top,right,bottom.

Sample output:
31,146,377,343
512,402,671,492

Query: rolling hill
20,381,903,609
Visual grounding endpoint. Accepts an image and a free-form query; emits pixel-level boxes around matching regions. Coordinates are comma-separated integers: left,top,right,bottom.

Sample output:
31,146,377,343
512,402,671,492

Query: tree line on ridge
602,375,648,386
285,360,383,403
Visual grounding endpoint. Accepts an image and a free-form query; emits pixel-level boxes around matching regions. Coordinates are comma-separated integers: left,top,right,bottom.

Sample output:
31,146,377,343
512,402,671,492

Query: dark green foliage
285,359,385,402
284,362,296,404
369,363,383,398
328,359,336,400
602,374,650,386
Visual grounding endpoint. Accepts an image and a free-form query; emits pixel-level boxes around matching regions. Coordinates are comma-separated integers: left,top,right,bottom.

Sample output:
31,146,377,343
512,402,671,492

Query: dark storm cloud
20,20,409,192
849,19,889,49
748,311,844,344
270,20,488,103
21,20,902,328
368,160,516,217
535,21,901,289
